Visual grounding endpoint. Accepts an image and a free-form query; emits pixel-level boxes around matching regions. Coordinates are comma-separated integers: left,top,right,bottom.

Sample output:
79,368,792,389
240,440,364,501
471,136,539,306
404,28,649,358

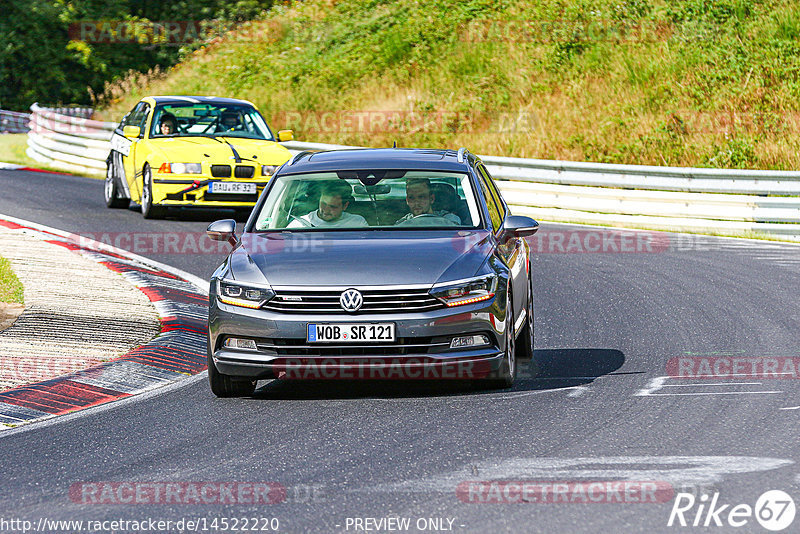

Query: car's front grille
263,287,445,314
211,165,231,177
234,165,255,178
255,337,450,356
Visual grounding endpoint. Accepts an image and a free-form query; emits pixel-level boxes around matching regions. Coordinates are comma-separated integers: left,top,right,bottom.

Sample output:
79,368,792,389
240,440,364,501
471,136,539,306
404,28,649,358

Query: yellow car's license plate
209,182,256,194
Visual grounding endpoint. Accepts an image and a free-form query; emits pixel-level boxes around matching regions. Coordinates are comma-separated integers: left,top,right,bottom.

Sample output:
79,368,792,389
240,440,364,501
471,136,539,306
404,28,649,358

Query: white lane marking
635,376,782,396
372,456,794,492
780,406,800,410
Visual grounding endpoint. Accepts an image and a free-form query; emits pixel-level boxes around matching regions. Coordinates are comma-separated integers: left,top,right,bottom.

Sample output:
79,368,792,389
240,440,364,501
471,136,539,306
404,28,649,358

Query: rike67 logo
668,490,795,531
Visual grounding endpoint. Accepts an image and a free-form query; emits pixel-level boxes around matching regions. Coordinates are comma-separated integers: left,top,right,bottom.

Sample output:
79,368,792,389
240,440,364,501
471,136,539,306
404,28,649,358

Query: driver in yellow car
159,113,177,135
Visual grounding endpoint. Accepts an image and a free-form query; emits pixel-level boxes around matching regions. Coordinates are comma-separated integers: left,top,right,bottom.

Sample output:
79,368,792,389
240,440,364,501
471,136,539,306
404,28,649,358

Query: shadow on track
245,348,625,401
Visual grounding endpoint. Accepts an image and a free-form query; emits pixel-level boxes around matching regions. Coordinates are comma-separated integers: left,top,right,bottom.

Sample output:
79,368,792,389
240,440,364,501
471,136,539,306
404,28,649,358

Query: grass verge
0,134,83,175
0,256,24,304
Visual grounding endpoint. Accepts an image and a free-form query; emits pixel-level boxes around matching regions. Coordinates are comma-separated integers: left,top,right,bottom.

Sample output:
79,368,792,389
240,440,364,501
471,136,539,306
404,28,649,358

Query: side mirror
122,125,141,138
207,219,238,246
277,129,293,142
502,215,539,240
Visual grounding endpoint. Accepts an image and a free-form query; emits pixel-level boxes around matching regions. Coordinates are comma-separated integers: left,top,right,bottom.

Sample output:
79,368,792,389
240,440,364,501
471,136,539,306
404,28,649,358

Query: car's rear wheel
485,291,516,389
141,164,166,219
104,156,129,209
516,276,535,360
207,347,257,398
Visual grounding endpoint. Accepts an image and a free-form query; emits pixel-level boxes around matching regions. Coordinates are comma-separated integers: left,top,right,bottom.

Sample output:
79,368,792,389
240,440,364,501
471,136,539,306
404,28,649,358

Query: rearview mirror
277,129,293,142
502,215,539,240
207,219,238,246
122,125,141,138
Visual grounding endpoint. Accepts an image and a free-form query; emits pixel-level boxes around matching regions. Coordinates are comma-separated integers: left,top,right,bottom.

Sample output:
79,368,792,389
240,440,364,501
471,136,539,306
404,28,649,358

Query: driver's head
221,111,239,129
405,177,434,216
159,113,177,135
317,181,353,222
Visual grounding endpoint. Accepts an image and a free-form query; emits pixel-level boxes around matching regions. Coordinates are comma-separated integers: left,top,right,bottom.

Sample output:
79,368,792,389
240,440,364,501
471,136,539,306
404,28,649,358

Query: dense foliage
0,0,274,111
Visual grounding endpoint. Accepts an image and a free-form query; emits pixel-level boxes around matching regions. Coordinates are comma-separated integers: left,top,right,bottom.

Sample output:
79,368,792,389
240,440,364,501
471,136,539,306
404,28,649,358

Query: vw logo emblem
339,289,363,312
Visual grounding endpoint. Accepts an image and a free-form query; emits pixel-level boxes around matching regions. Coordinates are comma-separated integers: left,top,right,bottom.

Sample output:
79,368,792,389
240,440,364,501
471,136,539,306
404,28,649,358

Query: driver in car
395,177,461,225
288,181,368,228
159,113,177,135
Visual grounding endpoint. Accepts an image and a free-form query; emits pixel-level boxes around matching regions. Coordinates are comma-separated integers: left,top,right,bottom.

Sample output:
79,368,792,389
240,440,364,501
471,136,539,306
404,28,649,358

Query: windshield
150,102,274,140
252,171,482,231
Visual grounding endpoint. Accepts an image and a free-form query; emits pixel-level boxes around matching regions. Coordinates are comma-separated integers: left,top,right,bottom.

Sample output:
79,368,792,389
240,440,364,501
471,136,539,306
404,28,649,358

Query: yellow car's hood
148,136,291,165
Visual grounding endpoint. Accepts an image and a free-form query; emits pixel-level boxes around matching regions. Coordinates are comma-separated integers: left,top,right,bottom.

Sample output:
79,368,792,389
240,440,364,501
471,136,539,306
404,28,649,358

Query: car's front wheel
207,348,257,398
104,156,129,209
516,276,534,360
141,164,166,219
485,291,516,389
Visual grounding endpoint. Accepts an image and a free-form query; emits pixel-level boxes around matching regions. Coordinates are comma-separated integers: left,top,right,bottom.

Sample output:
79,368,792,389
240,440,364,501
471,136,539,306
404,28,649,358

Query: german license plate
307,323,395,343
208,182,256,194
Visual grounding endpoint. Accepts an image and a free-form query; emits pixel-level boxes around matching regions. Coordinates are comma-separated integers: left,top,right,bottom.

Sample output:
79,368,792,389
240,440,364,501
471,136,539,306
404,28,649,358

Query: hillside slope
99,0,800,169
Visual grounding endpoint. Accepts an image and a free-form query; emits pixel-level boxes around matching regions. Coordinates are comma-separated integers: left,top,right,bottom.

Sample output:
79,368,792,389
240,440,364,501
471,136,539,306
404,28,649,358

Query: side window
475,166,503,232
123,103,148,136
479,164,507,219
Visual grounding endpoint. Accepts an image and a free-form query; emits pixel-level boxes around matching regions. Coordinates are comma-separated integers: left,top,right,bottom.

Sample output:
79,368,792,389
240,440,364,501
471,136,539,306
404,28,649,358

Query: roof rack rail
288,151,312,166
456,147,469,163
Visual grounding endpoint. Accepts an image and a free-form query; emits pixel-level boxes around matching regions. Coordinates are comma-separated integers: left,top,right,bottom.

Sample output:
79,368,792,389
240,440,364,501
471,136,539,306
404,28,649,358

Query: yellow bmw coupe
104,96,293,219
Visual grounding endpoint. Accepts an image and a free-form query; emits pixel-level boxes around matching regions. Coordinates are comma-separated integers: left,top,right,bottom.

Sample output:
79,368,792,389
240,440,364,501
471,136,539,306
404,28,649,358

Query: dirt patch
0,303,24,332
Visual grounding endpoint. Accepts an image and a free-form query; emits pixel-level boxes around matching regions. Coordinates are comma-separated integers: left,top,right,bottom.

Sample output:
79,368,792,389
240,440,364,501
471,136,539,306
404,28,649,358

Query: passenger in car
288,181,368,228
395,177,461,225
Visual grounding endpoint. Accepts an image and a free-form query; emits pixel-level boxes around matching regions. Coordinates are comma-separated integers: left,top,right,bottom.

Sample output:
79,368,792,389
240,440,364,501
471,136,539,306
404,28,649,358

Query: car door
477,164,527,323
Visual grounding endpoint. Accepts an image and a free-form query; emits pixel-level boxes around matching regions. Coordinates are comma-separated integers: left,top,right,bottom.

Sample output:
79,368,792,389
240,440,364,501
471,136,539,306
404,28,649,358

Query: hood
149,136,291,165
227,230,495,287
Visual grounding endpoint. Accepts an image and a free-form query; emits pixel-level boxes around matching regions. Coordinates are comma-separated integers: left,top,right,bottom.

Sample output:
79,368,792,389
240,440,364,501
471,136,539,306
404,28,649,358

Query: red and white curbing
0,214,209,430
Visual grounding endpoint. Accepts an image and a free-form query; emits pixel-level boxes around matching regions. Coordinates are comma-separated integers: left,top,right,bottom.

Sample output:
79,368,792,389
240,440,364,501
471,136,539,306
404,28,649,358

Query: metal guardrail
0,109,31,133
283,141,800,240
21,110,800,241
26,103,115,176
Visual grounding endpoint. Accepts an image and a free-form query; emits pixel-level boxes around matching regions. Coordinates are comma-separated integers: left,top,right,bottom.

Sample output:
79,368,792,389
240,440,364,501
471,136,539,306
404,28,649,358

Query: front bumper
152,176,268,206
209,297,507,380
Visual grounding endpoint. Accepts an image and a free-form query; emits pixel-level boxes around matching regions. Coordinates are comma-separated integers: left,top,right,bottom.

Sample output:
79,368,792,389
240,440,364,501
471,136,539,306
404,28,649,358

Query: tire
516,276,534,360
207,344,257,398
141,164,167,219
104,156,130,209
484,291,516,389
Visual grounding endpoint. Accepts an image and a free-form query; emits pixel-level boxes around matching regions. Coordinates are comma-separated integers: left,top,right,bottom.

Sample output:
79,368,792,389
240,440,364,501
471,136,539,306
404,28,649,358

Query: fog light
450,335,490,349
223,337,257,351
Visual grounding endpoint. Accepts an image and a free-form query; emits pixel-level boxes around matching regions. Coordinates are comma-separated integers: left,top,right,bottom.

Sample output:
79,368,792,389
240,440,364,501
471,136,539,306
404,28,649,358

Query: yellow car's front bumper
152,176,270,207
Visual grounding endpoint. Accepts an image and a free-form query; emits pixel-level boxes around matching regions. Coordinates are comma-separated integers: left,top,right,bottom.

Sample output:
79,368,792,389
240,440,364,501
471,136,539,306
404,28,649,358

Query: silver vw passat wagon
206,147,539,397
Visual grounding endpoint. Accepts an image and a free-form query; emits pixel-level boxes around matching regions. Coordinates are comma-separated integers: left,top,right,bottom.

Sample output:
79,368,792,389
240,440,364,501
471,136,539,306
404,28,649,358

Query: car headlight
430,274,497,307
261,165,278,176
158,162,202,174
217,280,274,309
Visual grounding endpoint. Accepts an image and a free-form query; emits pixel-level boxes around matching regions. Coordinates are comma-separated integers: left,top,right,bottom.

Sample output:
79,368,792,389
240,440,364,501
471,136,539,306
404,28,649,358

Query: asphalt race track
1,168,800,533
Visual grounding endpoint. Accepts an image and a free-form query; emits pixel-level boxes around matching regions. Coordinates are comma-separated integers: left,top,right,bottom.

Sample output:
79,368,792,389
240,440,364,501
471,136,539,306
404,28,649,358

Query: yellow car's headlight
159,162,202,174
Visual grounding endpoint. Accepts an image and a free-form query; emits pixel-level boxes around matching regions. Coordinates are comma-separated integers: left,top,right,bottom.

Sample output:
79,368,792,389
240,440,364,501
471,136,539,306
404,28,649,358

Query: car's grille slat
234,165,255,178
210,165,231,177
263,287,445,314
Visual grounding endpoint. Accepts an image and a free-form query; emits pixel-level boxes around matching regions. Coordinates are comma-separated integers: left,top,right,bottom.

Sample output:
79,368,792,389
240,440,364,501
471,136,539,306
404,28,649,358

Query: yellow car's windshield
150,103,274,140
